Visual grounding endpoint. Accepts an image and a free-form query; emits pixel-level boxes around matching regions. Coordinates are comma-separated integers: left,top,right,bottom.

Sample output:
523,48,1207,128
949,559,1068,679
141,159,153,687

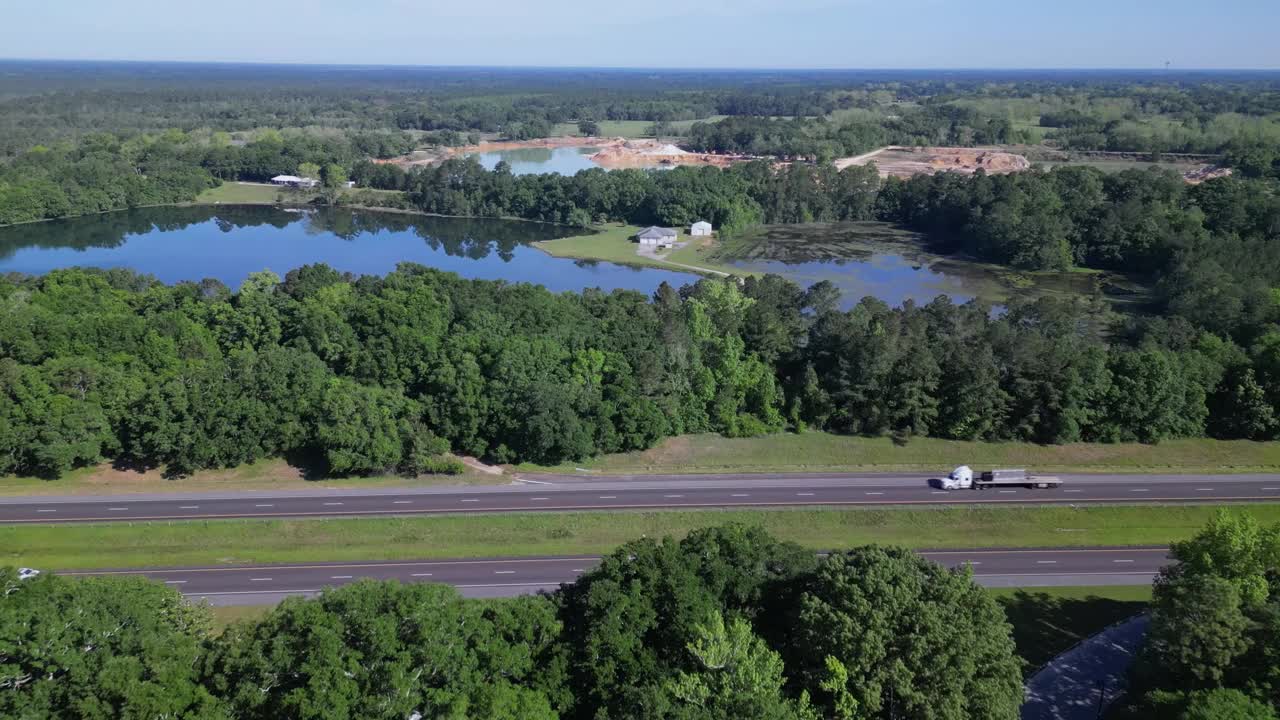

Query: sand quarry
836,146,1031,178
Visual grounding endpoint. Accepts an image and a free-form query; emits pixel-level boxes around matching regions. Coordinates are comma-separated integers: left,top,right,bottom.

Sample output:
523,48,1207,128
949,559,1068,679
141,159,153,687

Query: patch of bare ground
837,146,1031,178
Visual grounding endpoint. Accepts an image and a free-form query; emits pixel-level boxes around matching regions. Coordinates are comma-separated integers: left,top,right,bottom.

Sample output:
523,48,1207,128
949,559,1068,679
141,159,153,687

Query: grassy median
522,432,1280,475
6,504,1279,570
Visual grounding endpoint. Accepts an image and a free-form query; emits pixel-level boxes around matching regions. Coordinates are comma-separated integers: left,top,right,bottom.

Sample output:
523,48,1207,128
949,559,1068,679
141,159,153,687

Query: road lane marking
1265,488,1280,491
323,502,344,506
164,580,187,584
331,575,353,579
1130,489,1149,493
494,570,516,575
411,573,433,577
36,509,56,513
731,494,750,497
108,507,128,511
964,561,982,565
255,504,274,507
21,489,1277,523
663,494,684,498
599,496,617,499
572,568,585,572
393,501,412,504
1036,560,1058,564
515,478,552,485
796,492,815,496
1196,488,1214,491
932,491,948,495
530,497,549,501
998,490,1016,494
865,492,884,496
250,578,272,582
179,506,199,509
461,499,479,502
1113,560,1135,563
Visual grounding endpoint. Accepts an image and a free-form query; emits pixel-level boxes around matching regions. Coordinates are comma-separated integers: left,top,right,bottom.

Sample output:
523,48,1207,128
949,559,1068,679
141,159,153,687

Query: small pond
719,222,1141,309
0,206,698,293
467,146,604,175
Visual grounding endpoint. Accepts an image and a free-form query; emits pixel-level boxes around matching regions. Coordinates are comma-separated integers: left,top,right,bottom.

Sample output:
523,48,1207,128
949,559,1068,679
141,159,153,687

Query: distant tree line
0,524,1024,720
0,130,412,225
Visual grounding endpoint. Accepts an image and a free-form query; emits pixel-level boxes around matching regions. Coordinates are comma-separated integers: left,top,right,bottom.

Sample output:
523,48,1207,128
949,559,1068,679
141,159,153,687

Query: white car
17,567,40,581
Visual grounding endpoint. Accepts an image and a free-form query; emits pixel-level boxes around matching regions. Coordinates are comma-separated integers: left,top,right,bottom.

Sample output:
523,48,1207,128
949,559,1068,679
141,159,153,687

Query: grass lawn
194,182,293,204
521,432,1280,475
533,224,746,277
7,504,1277,570
0,457,498,497
990,585,1150,669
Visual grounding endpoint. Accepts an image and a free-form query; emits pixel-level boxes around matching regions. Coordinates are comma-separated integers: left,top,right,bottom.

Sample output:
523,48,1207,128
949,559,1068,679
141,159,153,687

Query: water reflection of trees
0,206,575,263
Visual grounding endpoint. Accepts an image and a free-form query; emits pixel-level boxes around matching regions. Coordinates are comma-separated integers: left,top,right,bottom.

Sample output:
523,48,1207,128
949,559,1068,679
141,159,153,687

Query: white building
636,226,677,247
690,220,713,236
270,175,319,188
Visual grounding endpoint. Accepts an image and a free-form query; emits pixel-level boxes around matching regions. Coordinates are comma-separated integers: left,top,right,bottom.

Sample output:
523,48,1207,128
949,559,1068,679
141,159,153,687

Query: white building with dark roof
636,226,678,247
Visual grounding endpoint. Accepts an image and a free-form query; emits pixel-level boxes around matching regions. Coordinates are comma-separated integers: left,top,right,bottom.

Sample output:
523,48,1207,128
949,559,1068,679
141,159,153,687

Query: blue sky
4,0,1276,68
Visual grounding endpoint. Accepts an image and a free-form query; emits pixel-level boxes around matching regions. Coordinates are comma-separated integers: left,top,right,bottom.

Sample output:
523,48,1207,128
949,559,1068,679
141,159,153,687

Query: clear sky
4,0,1276,69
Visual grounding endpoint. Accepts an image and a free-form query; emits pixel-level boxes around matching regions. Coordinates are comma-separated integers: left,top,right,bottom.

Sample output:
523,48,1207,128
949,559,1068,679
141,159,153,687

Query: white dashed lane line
179,506,199,509
494,570,515,575
164,580,187,585
796,492,815,497
731,494,750,497
865,492,884,496
392,501,412,504
663,495,684,498
598,496,617,499
255,504,273,508
250,578,272,582
411,573,432,577
1036,560,1058,565
331,575,353,580
1130,489,1150,493
460,499,479,503
323,502,343,506
108,507,128,511
36,509,56,513
1113,560,1135,564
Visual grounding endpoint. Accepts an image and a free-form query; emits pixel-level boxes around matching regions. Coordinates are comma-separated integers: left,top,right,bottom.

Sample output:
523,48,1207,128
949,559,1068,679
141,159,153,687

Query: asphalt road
3,472,1280,524
59,546,1171,605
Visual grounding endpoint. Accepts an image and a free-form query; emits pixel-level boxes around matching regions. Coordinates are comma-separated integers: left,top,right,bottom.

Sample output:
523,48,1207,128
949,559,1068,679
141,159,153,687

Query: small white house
636,226,677,247
690,220,713,236
270,175,319,188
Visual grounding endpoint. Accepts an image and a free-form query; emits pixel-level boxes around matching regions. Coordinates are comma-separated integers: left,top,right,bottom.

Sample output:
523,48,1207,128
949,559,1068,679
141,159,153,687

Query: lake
0,209,1134,311
0,206,698,293
467,146,603,175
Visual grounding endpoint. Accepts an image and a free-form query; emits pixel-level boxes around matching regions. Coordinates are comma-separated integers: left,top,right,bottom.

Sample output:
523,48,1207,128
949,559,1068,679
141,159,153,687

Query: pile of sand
840,146,1031,178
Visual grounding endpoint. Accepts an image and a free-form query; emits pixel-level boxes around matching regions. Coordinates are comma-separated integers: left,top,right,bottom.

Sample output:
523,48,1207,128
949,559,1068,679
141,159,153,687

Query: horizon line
2,57,1279,73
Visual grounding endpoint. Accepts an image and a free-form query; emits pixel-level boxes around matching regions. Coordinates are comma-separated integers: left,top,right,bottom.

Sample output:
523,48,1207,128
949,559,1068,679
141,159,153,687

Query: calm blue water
467,146,603,175
728,255,978,307
0,206,697,293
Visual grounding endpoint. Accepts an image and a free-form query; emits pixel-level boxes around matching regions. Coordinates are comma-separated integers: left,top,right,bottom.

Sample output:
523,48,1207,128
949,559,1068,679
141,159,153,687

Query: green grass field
0,457,494,497
194,182,292,204
7,504,1277,570
522,432,1280,475
534,224,747,277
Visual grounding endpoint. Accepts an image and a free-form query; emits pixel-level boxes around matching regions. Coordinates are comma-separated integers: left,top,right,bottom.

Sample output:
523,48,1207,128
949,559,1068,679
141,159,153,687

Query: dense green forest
2,261,1280,479
0,524,1023,720
3,516,1272,719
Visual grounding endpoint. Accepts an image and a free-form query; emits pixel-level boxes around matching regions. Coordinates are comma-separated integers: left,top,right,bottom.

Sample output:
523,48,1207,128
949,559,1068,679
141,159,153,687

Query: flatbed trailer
937,466,1062,490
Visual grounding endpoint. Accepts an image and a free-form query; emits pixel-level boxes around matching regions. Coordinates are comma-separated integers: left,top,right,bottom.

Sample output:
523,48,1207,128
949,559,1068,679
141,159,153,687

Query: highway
60,546,1173,605
3,472,1280,523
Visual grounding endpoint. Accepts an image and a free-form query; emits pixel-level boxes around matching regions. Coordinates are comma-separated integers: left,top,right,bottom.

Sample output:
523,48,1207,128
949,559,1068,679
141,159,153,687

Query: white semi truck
937,466,1062,491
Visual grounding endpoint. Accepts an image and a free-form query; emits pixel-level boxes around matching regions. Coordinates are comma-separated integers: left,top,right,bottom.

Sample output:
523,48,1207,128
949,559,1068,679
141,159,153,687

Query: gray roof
637,226,677,239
